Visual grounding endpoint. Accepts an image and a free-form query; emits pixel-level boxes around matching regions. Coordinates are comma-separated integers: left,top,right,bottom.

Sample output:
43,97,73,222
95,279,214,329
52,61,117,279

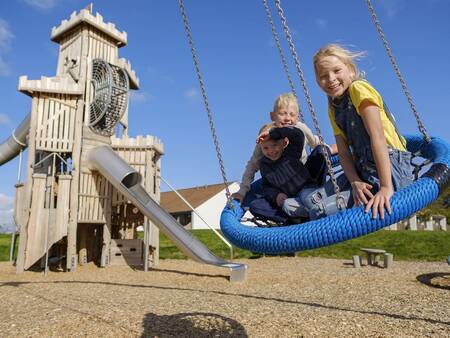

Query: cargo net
88,59,129,136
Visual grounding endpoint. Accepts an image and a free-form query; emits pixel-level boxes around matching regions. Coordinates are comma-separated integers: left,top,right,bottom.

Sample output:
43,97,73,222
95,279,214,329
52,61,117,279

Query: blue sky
0,0,449,229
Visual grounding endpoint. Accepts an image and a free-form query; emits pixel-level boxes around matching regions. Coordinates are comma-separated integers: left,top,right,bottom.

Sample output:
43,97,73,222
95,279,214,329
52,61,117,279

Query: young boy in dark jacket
249,123,327,224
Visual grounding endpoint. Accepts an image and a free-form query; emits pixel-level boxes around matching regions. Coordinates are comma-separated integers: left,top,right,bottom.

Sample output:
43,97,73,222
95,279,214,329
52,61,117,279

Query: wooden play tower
13,6,163,272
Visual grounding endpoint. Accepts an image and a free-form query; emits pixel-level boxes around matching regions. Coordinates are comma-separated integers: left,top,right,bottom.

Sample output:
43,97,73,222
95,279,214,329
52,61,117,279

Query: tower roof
51,8,127,47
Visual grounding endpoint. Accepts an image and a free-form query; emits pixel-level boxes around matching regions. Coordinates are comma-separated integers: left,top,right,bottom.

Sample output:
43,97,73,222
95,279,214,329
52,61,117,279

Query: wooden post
352,255,361,268
16,96,39,273
409,214,417,230
102,180,112,267
425,217,434,231
384,253,393,268
78,225,87,265
66,98,83,272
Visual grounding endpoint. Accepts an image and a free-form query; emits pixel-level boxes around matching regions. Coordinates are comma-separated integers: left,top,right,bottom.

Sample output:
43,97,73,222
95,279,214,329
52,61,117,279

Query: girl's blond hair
313,44,366,80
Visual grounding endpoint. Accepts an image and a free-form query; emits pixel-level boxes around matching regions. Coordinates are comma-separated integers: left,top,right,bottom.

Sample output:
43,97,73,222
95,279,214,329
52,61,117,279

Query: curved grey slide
0,114,30,166
88,145,247,282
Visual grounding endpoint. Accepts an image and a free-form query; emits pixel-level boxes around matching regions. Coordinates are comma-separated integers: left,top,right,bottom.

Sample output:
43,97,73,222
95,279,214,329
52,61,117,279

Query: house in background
160,182,239,230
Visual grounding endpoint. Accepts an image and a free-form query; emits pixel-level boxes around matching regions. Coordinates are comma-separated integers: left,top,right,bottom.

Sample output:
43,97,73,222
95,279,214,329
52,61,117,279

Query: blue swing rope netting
220,135,450,254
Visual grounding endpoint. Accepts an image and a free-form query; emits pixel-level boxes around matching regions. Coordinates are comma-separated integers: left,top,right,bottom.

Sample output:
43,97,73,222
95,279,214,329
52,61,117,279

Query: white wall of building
191,183,240,230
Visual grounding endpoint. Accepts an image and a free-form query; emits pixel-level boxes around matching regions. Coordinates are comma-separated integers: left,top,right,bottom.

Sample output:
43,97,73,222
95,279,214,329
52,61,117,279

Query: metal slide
0,114,30,166
88,145,247,282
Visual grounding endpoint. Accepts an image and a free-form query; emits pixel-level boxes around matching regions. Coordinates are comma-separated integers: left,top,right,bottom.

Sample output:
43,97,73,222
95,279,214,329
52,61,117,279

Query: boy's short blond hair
273,92,298,113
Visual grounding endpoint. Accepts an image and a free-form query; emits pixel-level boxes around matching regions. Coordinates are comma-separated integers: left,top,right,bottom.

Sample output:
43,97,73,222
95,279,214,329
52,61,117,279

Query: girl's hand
365,186,393,219
276,192,288,207
256,131,270,144
351,181,374,206
329,143,338,155
231,192,243,203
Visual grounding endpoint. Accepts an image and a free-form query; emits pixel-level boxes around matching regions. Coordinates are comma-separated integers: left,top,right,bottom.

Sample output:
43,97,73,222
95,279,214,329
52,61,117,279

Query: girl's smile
315,55,355,98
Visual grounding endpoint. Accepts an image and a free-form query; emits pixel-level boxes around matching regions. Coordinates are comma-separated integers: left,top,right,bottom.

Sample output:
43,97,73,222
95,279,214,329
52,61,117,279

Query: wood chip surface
1,257,449,337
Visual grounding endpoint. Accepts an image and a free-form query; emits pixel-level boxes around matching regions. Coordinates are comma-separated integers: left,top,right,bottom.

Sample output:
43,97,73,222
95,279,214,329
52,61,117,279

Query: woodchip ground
0,257,449,337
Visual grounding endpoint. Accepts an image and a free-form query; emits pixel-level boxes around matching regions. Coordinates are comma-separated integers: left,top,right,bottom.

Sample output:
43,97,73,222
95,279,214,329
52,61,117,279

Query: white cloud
0,19,14,52
315,18,327,30
0,20,13,76
0,56,10,76
183,87,199,100
129,91,149,103
0,19,13,50
0,193,14,232
0,210,14,233
0,193,13,210
23,0,58,10
0,113,10,125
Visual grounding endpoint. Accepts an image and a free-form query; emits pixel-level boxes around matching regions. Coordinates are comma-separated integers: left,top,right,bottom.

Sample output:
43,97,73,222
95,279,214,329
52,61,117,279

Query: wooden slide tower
13,6,163,272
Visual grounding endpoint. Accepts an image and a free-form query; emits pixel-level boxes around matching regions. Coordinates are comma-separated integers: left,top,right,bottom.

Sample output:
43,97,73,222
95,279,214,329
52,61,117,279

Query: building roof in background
160,183,233,213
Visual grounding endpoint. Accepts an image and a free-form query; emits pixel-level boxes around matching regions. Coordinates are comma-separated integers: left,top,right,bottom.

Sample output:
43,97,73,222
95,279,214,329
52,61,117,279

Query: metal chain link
178,0,232,204
365,0,431,143
274,0,345,208
262,0,304,123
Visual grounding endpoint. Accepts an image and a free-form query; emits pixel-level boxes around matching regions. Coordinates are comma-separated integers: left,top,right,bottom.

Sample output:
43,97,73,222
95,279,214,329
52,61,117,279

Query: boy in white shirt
232,92,337,205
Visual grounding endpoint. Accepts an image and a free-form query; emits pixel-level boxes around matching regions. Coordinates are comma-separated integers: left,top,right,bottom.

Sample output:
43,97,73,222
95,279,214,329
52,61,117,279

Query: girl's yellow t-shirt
328,80,406,151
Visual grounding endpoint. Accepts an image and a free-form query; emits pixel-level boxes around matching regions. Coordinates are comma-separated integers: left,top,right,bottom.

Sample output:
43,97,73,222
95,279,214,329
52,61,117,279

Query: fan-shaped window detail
88,59,129,136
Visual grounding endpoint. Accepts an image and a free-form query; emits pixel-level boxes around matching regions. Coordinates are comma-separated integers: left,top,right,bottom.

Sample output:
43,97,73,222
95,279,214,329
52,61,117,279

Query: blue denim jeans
282,172,351,220
282,149,414,220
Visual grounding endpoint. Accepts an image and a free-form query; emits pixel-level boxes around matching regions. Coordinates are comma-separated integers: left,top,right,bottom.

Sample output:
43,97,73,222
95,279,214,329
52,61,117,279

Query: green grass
3,230,449,262
0,234,17,262
417,186,450,220
140,229,450,262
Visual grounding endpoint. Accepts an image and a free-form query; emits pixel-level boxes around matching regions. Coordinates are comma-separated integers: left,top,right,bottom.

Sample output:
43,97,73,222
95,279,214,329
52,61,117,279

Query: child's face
315,55,355,98
260,138,288,161
270,103,299,127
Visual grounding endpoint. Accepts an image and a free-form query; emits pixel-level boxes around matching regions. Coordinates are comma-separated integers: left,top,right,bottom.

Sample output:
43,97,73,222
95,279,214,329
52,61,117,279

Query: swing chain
262,0,304,123
274,0,344,206
178,0,232,205
365,0,431,144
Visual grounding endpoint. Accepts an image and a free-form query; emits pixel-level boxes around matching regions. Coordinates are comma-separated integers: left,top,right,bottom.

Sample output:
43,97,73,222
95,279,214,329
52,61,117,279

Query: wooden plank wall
111,135,163,203
87,28,117,64
78,172,111,223
13,184,26,232
24,174,71,270
56,30,82,77
34,94,77,153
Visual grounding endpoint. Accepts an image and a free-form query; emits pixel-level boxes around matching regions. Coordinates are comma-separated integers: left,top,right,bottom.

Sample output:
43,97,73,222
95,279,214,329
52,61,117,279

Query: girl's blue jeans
282,149,414,220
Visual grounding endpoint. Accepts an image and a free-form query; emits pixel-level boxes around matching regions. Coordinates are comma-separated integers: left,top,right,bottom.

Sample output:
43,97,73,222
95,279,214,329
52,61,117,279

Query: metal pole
10,150,24,263
17,149,23,183
143,218,149,272
44,154,56,275
159,175,234,260
9,231,16,262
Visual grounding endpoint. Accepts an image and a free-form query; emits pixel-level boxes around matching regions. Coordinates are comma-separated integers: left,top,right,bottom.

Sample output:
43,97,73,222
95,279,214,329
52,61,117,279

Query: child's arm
261,177,287,207
270,126,305,156
335,135,374,207
359,101,393,219
231,145,263,202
